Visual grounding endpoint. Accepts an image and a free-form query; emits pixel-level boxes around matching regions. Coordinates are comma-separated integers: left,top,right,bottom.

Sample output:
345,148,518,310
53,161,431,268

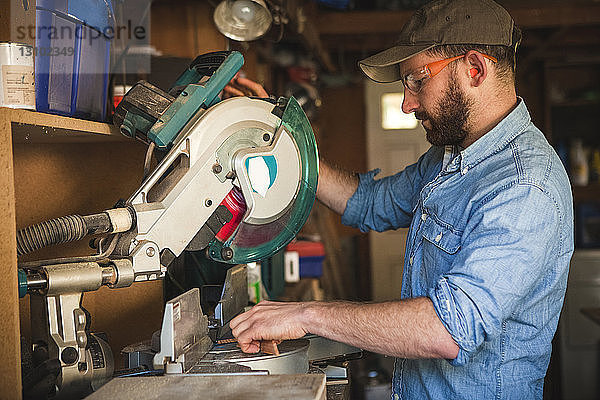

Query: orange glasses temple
424,54,498,77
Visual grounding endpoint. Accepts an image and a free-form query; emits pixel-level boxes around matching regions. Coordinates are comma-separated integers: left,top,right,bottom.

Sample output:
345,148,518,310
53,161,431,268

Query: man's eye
409,77,424,89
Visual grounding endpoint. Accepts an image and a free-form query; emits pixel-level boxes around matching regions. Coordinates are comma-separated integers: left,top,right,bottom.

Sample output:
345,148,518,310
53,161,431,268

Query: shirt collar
458,97,531,174
442,145,460,170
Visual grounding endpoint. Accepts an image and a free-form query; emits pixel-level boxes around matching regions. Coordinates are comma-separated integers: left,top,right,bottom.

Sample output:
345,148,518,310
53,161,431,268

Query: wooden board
8,108,123,143
0,107,21,400
88,374,327,400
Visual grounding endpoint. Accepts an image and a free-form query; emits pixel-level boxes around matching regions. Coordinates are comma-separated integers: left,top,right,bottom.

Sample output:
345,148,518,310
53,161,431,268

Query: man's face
400,54,474,147
415,71,474,147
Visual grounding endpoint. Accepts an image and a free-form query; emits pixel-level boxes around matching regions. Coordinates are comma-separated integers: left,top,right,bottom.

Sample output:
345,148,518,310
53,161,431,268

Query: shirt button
462,166,469,174
435,233,443,242
421,213,428,221
394,395,399,400
409,256,414,265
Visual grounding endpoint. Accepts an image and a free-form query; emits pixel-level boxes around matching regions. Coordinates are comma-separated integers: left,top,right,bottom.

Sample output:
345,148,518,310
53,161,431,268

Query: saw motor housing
112,51,319,271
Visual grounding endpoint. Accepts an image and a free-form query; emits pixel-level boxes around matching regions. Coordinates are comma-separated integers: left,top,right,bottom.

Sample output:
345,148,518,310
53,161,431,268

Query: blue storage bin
299,255,325,278
35,0,114,121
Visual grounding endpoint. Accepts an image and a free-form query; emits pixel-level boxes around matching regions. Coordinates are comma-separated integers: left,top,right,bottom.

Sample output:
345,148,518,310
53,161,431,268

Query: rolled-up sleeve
427,183,563,366
342,146,442,233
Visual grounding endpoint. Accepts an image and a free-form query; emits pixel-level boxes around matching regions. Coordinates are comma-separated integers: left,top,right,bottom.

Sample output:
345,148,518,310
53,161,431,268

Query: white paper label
2,65,35,107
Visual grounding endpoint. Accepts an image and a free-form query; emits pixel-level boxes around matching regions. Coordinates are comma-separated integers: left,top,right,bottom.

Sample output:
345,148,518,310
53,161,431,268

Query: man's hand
223,74,269,99
229,300,310,353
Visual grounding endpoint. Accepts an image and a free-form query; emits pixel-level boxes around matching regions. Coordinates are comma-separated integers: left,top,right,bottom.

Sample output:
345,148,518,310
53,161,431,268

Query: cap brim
359,43,435,83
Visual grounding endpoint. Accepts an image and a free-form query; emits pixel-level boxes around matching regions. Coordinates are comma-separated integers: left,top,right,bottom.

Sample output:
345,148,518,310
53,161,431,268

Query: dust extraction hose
16,209,133,256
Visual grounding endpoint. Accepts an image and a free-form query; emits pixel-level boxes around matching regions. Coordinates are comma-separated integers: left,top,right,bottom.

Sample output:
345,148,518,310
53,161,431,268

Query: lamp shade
213,0,273,41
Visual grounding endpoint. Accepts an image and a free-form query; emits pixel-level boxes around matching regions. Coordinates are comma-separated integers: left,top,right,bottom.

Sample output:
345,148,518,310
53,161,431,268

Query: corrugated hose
16,213,113,256
17,215,87,256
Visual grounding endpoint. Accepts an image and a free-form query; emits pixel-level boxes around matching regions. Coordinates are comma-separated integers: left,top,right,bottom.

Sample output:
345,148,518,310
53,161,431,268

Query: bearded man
228,1,574,398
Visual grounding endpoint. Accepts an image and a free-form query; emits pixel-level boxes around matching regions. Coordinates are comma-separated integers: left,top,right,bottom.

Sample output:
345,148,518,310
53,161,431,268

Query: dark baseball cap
359,0,519,83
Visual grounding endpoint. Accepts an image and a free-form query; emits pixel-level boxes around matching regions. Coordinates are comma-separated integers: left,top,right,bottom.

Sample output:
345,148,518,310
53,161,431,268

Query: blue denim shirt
342,99,574,400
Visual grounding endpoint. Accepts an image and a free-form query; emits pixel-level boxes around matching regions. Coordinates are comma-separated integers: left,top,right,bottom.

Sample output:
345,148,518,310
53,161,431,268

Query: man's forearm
316,160,359,215
231,296,459,359
304,297,459,359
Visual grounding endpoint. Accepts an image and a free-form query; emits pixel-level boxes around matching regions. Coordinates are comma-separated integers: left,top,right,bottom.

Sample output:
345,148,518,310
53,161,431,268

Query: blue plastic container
35,0,114,121
299,255,325,278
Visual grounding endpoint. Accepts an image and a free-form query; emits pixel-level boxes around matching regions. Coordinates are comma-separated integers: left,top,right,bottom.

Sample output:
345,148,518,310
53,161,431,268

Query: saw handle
169,51,239,97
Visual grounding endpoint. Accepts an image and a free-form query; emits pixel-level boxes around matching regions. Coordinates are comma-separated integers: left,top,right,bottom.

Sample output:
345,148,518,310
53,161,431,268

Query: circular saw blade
208,97,319,264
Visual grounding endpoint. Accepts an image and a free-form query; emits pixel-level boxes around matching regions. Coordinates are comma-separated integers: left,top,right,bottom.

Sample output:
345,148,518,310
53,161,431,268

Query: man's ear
465,51,488,86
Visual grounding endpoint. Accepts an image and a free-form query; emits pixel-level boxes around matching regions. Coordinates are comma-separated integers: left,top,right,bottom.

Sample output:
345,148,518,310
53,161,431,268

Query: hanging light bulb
213,0,273,41
231,1,256,23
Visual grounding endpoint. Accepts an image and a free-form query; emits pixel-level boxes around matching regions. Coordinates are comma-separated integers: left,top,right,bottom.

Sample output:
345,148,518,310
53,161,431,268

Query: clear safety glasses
402,53,497,93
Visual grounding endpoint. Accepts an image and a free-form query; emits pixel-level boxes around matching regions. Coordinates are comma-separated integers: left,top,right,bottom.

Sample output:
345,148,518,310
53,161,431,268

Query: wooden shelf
0,108,126,143
317,3,600,36
0,108,162,399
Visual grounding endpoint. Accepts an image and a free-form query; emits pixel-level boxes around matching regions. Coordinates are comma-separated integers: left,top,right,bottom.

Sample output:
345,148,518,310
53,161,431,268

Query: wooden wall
15,141,164,368
0,0,36,45
314,84,372,300
151,0,226,58
150,0,269,89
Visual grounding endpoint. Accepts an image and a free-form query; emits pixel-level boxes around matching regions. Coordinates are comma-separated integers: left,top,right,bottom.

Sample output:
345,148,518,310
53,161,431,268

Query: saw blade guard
208,97,318,264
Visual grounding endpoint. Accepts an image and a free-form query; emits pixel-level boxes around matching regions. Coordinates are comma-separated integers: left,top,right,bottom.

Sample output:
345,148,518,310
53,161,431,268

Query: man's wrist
299,301,320,335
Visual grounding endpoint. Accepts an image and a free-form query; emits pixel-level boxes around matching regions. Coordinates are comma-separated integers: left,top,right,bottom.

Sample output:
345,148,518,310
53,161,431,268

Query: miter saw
16,51,320,399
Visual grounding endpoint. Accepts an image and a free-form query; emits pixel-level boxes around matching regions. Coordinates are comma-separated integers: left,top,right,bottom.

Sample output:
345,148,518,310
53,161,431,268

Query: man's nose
402,90,419,114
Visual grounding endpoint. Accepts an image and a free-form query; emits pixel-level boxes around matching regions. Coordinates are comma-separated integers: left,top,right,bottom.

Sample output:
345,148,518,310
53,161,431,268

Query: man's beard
415,76,473,147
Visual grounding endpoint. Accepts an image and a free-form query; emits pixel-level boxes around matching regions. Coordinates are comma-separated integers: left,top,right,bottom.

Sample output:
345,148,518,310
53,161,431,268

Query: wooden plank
88,374,327,400
3,108,123,143
215,338,280,355
316,4,600,36
509,3,600,28
260,339,281,355
317,10,412,36
0,109,22,400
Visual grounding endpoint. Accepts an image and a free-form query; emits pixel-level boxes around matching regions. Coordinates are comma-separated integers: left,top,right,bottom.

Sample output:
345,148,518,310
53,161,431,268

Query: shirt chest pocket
421,216,462,255
420,217,462,283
